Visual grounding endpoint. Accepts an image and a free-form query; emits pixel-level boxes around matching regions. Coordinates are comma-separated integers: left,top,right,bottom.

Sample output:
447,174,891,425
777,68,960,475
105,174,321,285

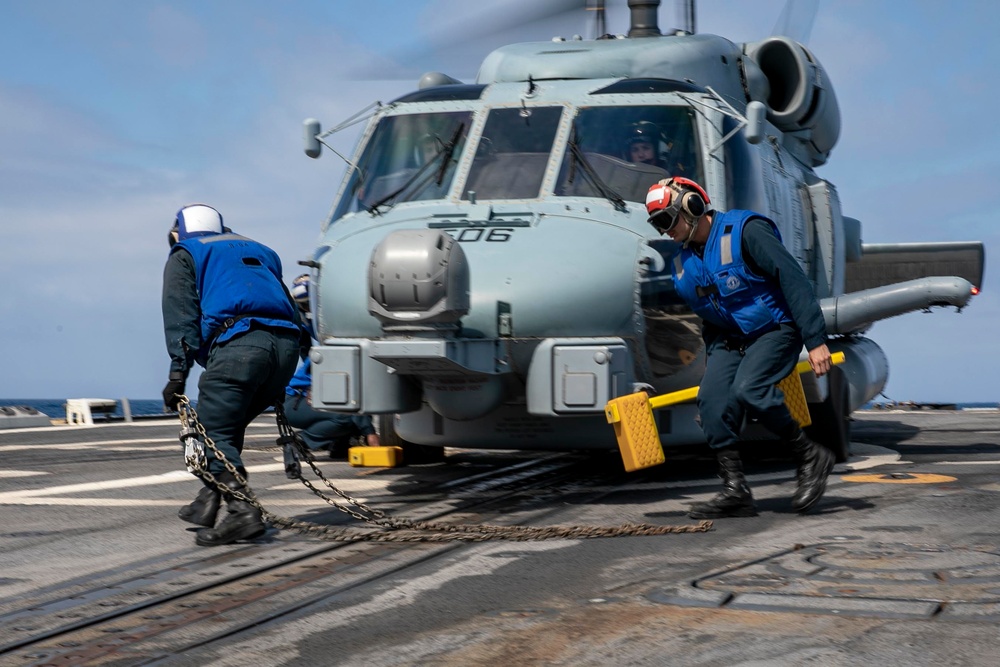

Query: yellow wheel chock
605,351,846,472
349,445,404,467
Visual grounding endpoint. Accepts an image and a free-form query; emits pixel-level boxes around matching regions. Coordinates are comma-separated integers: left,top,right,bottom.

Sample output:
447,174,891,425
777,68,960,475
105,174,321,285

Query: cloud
0,3,418,399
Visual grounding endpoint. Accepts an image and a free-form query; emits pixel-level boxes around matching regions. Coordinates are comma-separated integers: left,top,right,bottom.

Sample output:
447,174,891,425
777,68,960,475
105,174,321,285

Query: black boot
689,448,757,519
195,476,265,547
790,431,835,512
178,484,221,528
327,436,352,460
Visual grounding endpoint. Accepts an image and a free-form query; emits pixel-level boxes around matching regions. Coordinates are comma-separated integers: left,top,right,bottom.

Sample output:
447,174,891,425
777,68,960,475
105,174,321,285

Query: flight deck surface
1,410,999,666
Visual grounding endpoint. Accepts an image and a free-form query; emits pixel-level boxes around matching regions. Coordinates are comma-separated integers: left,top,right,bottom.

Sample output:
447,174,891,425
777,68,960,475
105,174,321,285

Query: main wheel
377,414,446,465
805,366,852,463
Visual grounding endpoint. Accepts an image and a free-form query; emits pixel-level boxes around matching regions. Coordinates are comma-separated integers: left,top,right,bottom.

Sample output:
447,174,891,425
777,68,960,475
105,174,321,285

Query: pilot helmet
645,177,711,233
169,204,226,246
626,121,660,148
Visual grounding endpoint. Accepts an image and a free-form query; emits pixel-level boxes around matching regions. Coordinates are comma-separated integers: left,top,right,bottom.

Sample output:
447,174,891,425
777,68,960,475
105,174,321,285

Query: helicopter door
807,180,846,298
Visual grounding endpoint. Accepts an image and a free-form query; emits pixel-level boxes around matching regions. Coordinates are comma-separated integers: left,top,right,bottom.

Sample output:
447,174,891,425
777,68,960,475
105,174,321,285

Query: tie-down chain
176,396,712,542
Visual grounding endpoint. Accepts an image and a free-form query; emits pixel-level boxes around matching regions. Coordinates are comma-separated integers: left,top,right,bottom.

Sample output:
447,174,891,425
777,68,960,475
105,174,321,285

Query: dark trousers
197,328,300,475
282,393,374,451
697,323,802,450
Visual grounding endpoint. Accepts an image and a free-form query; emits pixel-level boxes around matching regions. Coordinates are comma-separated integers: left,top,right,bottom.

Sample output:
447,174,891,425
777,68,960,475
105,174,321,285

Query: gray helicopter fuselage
305,30,979,450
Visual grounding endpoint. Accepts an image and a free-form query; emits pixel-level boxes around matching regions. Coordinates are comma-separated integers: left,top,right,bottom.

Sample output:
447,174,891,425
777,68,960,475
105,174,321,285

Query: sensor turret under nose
368,229,470,332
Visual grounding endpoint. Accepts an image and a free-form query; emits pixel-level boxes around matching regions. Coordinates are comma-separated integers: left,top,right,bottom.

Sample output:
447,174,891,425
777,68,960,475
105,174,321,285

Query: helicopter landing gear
377,414,447,465
805,366,852,463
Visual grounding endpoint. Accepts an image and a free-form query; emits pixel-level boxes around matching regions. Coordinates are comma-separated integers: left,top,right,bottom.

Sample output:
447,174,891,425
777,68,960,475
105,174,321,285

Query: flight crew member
162,204,304,546
284,359,381,456
644,177,835,518
282,274,381,457
625,121,668,169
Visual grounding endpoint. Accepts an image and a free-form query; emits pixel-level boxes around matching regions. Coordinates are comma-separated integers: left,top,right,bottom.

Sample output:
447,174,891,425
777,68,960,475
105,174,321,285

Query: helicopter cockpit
554,104,702,204
333,109,473,219
331,88,705,218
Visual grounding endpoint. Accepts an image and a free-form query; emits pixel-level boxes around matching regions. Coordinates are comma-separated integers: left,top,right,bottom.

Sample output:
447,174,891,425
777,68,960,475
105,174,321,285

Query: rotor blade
771,0,818,44
678,0,696,34
589,0,607,39
349,0,587,81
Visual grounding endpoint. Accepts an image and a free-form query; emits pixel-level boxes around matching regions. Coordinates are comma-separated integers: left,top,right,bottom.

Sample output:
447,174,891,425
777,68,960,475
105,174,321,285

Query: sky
1,0,998,404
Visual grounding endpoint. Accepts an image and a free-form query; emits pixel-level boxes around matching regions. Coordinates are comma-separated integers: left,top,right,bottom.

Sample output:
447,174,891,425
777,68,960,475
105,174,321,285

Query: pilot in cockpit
624,121,669,170
625,120,694,177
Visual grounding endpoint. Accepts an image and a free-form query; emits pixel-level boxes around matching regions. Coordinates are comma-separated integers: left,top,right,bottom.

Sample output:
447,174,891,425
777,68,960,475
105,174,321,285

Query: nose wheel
377,414,447,465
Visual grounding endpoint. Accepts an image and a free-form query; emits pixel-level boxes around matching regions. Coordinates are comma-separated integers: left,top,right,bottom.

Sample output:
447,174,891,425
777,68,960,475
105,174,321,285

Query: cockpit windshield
461,106,564,201
331,104,699,217
333,111,471,219
555,105,702,205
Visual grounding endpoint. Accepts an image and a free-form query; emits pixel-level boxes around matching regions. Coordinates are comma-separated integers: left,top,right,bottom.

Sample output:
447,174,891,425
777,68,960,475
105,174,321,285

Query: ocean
2,398,997,421
0,399,172,420
863,401,999,411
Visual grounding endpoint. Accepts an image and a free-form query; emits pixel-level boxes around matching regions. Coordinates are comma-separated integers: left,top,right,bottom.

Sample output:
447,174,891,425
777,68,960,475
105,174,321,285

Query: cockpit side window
332,110,472,220
461,106,563,201
555,105,703,204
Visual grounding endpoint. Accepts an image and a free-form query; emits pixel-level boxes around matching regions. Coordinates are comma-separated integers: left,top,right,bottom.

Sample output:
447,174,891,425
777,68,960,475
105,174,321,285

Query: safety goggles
649,208,682,234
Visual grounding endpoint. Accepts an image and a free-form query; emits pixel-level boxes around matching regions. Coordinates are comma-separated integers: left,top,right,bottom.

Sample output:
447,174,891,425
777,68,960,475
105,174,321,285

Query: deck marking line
841,472,957,484
0,463,286,500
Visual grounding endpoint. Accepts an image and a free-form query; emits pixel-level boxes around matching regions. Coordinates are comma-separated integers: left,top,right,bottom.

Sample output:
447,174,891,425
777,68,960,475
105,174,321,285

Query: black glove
163,377,186,412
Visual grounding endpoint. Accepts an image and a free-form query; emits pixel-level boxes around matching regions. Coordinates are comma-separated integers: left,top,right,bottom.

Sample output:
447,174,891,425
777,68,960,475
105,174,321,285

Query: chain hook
273,401,304,480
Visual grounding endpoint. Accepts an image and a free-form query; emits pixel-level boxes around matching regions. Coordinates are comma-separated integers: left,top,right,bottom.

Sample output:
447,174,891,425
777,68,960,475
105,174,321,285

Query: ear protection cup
677,188,705,218
663,177,710,220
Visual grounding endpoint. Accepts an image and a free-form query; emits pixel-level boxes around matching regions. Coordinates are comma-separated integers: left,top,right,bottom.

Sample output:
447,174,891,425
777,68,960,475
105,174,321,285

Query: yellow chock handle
648,386,700,410
794,350,845,375
643,351,846,411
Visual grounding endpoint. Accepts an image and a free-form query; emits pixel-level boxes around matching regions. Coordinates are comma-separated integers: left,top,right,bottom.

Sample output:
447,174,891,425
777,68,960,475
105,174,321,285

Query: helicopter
298,0,984,464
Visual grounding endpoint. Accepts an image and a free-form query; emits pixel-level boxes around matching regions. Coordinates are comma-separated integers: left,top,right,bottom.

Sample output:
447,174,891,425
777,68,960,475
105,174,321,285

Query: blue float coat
671,213,826,350
163,233,301,373
672,210,793,337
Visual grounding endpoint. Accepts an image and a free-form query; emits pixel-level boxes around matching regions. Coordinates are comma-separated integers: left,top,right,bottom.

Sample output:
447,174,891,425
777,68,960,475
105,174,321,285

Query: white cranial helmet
173,204,225,242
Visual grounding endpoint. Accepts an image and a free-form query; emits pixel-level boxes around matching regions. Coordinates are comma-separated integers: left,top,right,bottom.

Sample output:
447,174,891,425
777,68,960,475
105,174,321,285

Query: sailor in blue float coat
161,203,304,547
645,178,835,519
284,359,380,456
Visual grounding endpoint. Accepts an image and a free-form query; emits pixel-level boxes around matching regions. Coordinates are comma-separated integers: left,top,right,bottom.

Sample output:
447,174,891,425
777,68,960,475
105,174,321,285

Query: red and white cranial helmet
645,177,711,233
